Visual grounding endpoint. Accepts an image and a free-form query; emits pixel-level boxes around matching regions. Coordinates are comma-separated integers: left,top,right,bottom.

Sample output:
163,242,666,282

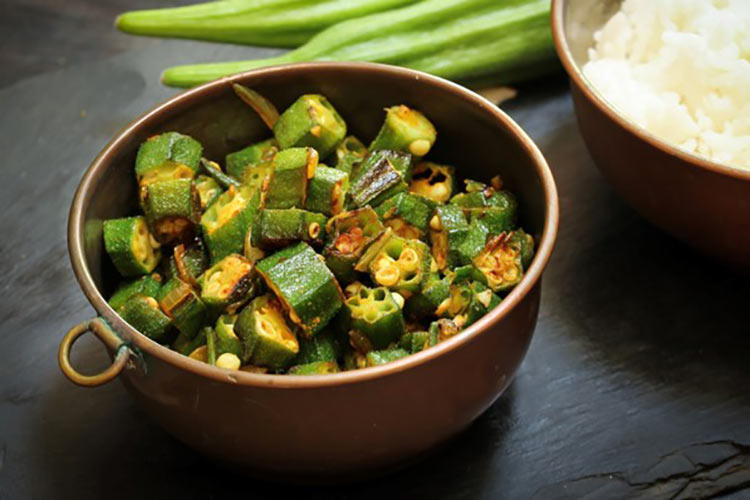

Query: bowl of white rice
552,0,750,269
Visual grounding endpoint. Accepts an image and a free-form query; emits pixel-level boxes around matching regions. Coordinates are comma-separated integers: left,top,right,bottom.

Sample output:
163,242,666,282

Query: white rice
582,0,750,170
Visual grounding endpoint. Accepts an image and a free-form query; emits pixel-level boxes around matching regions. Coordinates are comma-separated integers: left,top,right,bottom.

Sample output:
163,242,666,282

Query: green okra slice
409,162,456,203
349,150,409,207
399,330,438,354
323,207,385,285
120,294,172,343
456,217,492,266
141,178,202,244
365,348,410,367
273,94,347,158
235,294,299,369
472,231,533,293
169,238,209,286
103,216,162,277
194,175,223,211
197,254,256,316
225,138,278,179
201,185,260,263
263,147,318,209
288,361,340,375
429,318,460,342
134,132,202,182
172,327,207,356
403,274,451,320
345,285,405,350
429,205,469,270
207,319,243,368
369,105,436,158
306,165,349,216
368,235,432,295
374,192,435,240
158,278,208,338
109,273,163,312
451,180,518,214
200,158,241,190
256,242,344,335
251,208,327,249
435,280,500,329
333,135,368,176
294,330,344,365
464,281,502,326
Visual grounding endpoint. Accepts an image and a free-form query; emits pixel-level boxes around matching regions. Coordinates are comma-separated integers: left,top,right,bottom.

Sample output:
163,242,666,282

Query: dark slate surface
1,2,749,499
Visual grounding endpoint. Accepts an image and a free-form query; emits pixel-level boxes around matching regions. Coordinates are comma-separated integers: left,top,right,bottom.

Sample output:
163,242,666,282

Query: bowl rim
68,61,559,389
550,0,750,181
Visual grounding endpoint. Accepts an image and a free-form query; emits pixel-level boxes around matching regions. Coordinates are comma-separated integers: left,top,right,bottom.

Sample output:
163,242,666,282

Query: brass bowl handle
59,318,131,387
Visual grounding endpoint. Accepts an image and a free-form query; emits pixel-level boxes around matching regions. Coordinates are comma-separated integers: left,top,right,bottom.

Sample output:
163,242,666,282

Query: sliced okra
374,192,435,240
451,179,518,215
349,150,409,208
515,228,536,270
353,227,393,273
409,162,456,203
306,165,349,216
235,294,299,369
103,216,162,277
263,147,318,209
251,208,327,249
171,238,209,287
200,158,241,190
141,178,201,244
172,327,207,356
206,317,243,366
157,278,208,338
435,280,500,329
429,205,469,270
471,231,532,293
194,175,223,211
368,236,433,295
256,242,344,336
134,132,202,182
294,330,344,365
225,138,278,179
288,361,340,375
197,254,256,316
333,136,368,175
369,105,437,158
398,330,438,354
456,217,492,266
201,185,260,263
365,348,410,367
403,275,451,320
120,294,172,343
464,281,502,326
241,160,274,192
429,318,460,342
273,94,347,158
323,207,385,285
108,273,163,312
345,285,406,349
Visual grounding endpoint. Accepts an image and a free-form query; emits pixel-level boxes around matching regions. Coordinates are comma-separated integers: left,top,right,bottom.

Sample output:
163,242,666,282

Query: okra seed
392,292,405,309
308,222,321,239
375,266,400,287
409,139,432,157
216,353,241,371
145,297,159,309
429,214,442,231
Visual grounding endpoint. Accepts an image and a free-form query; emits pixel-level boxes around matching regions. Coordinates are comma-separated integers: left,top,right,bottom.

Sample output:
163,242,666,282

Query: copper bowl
58,62,558,480
552,0,750,269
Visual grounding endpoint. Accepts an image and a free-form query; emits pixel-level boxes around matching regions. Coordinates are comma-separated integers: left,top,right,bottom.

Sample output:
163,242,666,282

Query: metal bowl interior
70,62,558,388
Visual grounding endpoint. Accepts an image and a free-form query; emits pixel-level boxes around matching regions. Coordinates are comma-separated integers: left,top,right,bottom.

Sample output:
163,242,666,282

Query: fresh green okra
365,348,410,367
273,94,347,158
103,216,162,277
333,135,368,175
403,274,451,319
323,207,385,285
141,178,202,243
370,105,437,158
294,330,344,365
225,138,278,179
399,329,438,354
288,361,340,375
134,132,202,182
368,235,433,295
375,192,435,240
194,175,223,210
429,205,469,270
158,278,208,338
251,208,327,249
120,294,172,343
172,326,207,356
349,150,409,207
345,285,406,349
197,254,256,316
263,147,318,209
200,158,241,190
201,185,260,263
169,238,209,286
256,242,343,335
306,165,349,216
235,294,299,369
409,162,456,203
472,231,534,293
108,273,163,311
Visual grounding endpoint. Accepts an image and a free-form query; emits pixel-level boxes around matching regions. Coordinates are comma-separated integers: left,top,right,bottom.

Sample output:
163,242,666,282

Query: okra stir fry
102,85,536,375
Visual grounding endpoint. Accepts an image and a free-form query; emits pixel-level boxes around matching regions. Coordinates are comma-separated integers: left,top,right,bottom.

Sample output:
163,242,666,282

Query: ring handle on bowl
59,318,131,387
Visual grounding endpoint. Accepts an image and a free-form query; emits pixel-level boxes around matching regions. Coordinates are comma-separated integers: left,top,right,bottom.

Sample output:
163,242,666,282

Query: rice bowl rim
551,0,750,181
